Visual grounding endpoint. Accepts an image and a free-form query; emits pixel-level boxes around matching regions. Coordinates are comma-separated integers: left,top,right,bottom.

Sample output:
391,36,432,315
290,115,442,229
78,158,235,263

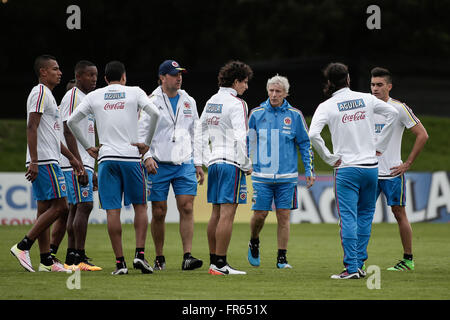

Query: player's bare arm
63,121,88,185
25,112,41,182
390,122,428,176
61,142,84,176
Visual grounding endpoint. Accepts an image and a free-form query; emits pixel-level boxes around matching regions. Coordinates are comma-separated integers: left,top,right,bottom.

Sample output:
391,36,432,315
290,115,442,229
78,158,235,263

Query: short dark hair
34,54,57,78
75,60,96,76
105,60,126,82
371,67,392,84
218,60,253,87
323,62,349,98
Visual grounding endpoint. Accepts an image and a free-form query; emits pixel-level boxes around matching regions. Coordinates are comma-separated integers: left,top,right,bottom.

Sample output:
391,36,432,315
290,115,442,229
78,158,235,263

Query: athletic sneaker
247,242,260,267
182,255,203,270
209,263,246,275
153,256,166,270
276,256,292,269
77,260,103,271
133,258,153,274
111,267,128,275
387,259,415,271
330,270,360,279
38,260,72,273
10,244,35,272
358,264,367,278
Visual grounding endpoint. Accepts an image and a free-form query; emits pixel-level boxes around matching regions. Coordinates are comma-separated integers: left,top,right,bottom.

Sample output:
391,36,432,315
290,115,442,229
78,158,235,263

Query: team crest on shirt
240,192,247,200
283,117,292,126
183,102,192,115
82,190,89,198
61,184,66,192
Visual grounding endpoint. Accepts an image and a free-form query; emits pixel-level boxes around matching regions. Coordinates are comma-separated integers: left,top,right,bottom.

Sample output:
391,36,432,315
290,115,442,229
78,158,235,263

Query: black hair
218,60,253,87
105,60,126,82
33,54,57,78
75,60,96,76
323,62,349,98
371,67,392,84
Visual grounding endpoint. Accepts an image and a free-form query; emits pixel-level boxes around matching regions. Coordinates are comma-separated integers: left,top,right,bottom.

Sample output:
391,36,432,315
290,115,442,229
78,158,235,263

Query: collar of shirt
261,98,289,113
332,87,350,96
219,87,237,96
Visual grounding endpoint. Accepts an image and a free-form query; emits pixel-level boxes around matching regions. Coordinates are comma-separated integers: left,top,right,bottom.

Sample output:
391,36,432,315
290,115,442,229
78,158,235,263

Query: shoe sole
10,249,35,272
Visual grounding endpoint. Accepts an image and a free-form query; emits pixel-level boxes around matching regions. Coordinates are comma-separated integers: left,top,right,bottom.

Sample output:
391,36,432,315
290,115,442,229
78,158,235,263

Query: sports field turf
1,222,449,300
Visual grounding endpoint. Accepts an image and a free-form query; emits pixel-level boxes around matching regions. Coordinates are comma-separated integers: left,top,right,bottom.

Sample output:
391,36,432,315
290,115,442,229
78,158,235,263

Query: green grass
1,116,449,173
1,223,449,300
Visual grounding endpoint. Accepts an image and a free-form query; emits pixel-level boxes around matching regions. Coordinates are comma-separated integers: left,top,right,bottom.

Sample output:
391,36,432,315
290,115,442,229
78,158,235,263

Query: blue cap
158,60,186,76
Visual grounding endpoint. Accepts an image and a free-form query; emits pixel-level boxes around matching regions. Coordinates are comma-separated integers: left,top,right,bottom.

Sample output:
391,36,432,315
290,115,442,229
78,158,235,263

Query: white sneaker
10,244,35,272
111,267,128,275
209,263,246,275
38,262,72,273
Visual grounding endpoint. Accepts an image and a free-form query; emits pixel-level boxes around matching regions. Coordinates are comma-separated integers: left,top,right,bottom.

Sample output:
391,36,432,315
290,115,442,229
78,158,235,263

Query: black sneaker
154,256,166,270
133,257,153,274
182,255,203,270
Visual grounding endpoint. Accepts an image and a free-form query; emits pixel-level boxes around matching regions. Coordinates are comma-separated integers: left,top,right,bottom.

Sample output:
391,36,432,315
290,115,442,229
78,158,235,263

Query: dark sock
50,244,59,255
116,256,126,269
277,249,287,261
75,249,86,264
65,248,76,265
17,235,34,251
250,237,260,246
210,253,217,265
183,252,192,260
216,255,227,268
404,253,413,261
135,248,145,260
40,252,53,266
155,255,165,262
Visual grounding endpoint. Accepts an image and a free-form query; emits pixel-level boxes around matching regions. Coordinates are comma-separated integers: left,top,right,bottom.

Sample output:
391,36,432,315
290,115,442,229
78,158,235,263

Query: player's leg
173,162,202,270
355,167,378,275
331,167,360,279
207,204,221,270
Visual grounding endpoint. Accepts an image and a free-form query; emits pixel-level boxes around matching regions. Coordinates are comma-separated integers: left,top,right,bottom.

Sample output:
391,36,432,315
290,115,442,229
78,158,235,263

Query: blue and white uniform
68,84,160,210
138,87,199,201
194,87,251,204
374,97,420,206
26,84,67,201
248,98,314,211
60,87,95,204
309,87,398,274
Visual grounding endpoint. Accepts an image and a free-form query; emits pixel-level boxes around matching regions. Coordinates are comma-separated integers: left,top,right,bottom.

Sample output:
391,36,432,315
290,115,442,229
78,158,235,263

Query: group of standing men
10,55,427,279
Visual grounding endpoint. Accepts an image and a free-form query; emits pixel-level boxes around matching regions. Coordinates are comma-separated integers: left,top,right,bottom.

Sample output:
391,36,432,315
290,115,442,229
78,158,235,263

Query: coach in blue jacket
247,74,315,269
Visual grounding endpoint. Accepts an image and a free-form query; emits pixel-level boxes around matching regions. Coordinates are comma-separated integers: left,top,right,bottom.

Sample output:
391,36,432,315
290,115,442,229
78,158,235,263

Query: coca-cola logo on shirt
104,101,125,110
342,111,366,123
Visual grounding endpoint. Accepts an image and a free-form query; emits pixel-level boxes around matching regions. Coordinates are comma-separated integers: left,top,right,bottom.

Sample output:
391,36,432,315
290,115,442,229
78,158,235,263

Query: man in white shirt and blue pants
309,63,399,279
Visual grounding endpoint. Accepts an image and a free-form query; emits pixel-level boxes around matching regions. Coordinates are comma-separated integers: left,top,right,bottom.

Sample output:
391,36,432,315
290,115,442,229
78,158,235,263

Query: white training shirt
68,84,159,163
194,87,251,171
374,97,420,179
59,87,96,172
26,84,61,166
309,87,399,168
138,87,199,165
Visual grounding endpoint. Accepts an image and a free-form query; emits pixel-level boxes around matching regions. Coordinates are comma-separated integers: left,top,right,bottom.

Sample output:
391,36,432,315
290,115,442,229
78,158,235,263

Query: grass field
1,222,449,300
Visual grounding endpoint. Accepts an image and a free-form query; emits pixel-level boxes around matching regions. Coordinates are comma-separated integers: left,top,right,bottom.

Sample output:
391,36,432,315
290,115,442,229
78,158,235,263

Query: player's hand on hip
70,158,85,176
131,142,149,156
144,157,158,175
390,161,410,176
25,163,38,182
195,166,205,185
78,171,89,186
333,159,342,167
306,176,316,189
87,147,99,159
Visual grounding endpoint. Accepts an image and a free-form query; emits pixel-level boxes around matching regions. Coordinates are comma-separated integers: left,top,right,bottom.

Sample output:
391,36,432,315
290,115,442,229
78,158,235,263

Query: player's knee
391,206,407,220
78,202,93,215
152,204,167,221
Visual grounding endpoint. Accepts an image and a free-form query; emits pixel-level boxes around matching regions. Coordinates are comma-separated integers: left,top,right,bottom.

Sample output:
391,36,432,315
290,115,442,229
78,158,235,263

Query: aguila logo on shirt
283,117,292,126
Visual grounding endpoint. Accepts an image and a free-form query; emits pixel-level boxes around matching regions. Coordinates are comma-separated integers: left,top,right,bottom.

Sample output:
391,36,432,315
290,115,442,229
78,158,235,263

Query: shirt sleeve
399,103,420,129
66,95,94,150
372,96,399,153
229,100,252,171
193,107,210,167
247,110,257,165
28,86,47,114
294,110,315,177
309,104,341,166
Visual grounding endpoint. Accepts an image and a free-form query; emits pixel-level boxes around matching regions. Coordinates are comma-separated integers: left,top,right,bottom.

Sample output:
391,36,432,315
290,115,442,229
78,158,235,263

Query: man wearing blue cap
138,60,204,271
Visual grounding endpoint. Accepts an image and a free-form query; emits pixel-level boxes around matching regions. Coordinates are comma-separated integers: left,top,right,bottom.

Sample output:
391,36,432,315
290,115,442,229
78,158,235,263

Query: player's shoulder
249,106,265,117
179,89,196,104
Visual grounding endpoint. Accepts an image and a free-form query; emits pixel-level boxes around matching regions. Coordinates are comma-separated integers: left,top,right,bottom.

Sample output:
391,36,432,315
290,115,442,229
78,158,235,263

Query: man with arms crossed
11,55,83,272
194,60,253,275
370,67,428,271
139,60,204,271
68,61,160,275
